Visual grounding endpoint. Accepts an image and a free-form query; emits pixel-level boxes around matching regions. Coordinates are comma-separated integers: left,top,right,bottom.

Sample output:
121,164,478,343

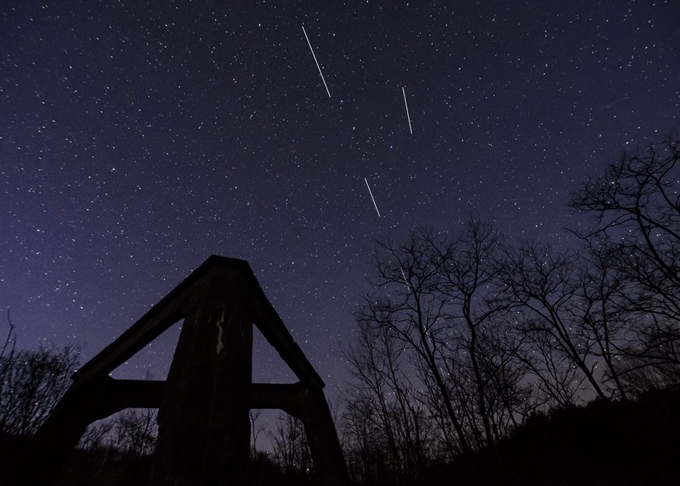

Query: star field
1,0,679,399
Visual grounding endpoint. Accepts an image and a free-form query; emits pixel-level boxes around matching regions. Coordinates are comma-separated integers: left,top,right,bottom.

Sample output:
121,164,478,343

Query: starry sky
1,1,679,401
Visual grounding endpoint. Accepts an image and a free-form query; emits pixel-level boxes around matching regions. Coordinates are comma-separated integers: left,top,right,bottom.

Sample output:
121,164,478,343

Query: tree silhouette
0,312,80,437
352,218,535,469
343,319,432,484
499,243,610,401
571,134,680,393
268,413,312,478
114,407,158,459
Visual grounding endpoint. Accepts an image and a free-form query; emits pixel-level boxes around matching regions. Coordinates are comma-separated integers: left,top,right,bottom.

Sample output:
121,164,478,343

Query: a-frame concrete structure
30,256,349,486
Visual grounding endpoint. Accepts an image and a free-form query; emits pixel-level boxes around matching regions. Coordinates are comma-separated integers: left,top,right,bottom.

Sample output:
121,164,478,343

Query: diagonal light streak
302,25,331,98
402,86,413,134
364,177,381,217
400,267,411,291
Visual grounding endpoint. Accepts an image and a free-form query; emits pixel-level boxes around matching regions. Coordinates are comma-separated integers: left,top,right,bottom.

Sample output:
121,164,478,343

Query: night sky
2,1,679,402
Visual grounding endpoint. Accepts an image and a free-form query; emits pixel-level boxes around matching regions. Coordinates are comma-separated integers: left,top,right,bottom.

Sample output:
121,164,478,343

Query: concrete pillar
299,388,350,486
151,298,252,486
249,382,350,486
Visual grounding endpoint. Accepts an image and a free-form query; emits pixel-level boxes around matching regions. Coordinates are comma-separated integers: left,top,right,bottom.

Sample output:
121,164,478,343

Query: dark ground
2,390,679,486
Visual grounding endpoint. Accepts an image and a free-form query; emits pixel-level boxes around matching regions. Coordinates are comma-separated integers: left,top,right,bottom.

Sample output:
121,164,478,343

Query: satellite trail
364,178,381,217
302,25,331,98
400,267,411,291
402,87,413,134
598,96,629,110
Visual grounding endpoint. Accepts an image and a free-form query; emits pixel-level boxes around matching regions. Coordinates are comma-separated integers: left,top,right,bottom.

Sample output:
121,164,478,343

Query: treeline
0,318,160,485
424,391,680,486
338,135,680,484
1,135,679,485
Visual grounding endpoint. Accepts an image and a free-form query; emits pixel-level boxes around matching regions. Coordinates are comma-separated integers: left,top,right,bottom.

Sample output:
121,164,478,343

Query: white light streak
402,87,413,134
302,25,331,98
364,178,381,217
598,96,629,110
400,267,411,291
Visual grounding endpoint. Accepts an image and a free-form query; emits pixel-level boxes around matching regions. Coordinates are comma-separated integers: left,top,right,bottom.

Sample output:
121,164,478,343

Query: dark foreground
2,389,679,486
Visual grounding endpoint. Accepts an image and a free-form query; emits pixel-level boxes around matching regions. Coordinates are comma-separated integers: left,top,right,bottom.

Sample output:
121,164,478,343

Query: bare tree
77,419,116,463
0,311,18,431
0,312,80,436
268,413,312,477
475,321,535,436
500,242,611,402
249,409,267,458
341,395,390,484
354,218,534,462
570,134,680,391
511,316,582,409
114,407,158,459
343,319,432,484
614,353,680,394
357,226,472,455
574,241,631,400
433,218,511,449
504,239,635,403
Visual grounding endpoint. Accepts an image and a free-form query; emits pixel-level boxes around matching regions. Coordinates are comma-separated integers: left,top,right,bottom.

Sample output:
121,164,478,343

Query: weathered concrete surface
151,267,254,485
